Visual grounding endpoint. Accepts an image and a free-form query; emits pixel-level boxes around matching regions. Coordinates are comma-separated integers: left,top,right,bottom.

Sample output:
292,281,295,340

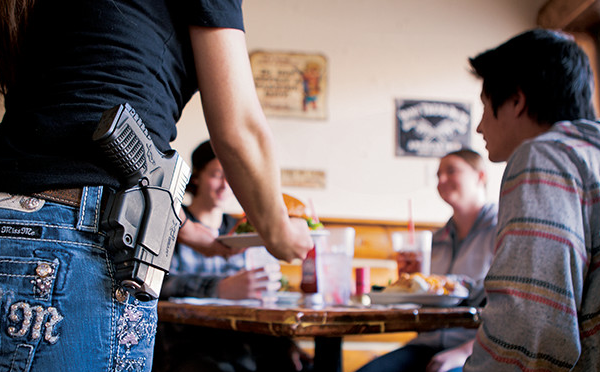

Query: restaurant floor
298,332,417,372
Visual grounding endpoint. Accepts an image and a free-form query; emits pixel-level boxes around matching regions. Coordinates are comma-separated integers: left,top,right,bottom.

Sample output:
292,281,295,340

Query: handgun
93,103,190,301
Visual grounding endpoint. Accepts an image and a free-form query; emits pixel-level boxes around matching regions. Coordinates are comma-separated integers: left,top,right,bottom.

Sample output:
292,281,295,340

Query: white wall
171,0,549,223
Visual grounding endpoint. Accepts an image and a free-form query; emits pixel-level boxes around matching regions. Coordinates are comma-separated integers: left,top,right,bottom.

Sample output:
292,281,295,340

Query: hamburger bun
233,193,323,234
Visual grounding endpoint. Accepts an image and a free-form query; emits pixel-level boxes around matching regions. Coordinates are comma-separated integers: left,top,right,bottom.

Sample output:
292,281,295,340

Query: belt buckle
0,193,45,212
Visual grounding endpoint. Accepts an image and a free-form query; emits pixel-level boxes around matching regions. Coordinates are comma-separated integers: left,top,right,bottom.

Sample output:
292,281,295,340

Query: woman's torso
0,0,242,193
430,203,497,281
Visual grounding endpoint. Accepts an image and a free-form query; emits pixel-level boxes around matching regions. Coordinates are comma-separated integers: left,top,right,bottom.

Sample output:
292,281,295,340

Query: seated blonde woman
358,149,497,372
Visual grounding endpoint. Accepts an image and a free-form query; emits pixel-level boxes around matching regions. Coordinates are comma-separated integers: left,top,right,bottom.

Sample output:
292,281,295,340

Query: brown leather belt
32,188,84,208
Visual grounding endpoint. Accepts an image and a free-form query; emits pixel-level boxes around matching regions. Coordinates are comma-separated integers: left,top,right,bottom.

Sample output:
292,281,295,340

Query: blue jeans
356,344,443,372
0,187,157,372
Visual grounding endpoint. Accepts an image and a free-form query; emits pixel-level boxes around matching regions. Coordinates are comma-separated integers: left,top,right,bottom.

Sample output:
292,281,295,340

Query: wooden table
157,300,481,372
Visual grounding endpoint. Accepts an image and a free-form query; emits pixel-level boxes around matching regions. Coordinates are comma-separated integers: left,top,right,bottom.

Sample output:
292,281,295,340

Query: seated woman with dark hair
153,140,311,372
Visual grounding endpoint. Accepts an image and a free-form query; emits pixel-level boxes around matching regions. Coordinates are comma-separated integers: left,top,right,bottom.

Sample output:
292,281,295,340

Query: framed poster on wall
395,99,471,157
250,51,327,120
281,169,326,188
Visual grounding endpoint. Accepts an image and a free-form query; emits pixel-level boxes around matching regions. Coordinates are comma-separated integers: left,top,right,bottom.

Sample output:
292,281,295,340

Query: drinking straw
308,198,320,223
408,199,415,244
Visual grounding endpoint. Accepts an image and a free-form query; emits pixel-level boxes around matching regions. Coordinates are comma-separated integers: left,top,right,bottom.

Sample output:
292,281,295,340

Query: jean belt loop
76,186,104,233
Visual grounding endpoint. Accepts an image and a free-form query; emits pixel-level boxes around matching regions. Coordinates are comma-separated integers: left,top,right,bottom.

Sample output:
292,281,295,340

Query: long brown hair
0,0,36,96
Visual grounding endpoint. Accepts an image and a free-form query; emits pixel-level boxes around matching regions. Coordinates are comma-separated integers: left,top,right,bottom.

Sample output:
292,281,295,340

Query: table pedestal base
314,336,342,372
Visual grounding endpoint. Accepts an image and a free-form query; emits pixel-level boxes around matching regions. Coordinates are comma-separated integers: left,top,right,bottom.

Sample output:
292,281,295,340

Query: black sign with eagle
396,99,471,157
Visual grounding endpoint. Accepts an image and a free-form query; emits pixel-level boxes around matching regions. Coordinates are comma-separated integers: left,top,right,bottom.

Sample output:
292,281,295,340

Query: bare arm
426,339,474,372
217,268,281,300
188,26,312,261
177,218,244,258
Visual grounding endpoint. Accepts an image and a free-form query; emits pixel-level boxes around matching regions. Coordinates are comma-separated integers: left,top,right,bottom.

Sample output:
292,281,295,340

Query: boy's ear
511,89,528,118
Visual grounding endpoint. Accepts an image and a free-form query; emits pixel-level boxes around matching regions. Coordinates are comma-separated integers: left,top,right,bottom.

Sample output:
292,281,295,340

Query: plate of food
218,194,328,249
368,273,469,307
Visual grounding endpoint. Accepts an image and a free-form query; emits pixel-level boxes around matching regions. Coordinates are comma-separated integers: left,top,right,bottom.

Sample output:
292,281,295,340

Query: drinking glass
391,230,432,276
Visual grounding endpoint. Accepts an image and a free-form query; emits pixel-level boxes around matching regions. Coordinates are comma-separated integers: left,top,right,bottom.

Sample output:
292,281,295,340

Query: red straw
308,198,320,223
408,199,415,244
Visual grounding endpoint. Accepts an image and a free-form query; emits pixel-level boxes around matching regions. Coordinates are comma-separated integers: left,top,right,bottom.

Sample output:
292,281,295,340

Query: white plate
169,297,262,307
368,292,467,307
217,230,329,249
275,291,302,306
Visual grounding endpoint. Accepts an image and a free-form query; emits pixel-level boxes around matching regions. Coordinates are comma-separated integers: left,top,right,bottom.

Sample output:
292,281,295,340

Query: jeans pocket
0,256,61,372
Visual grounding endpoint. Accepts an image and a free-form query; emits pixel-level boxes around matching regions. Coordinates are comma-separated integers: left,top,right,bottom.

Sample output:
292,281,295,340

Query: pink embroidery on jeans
116,302,156,347
115,301,156,372
115,356,145,372
117,305,143,346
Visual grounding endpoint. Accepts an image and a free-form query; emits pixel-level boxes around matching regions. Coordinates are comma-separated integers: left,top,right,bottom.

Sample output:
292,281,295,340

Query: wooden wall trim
231,214,444,231
318,216,444,231
538,0,600,116
538,0,599,30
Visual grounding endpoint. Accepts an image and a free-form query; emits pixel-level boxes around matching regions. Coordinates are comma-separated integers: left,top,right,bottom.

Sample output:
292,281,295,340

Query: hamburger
233,194,323,234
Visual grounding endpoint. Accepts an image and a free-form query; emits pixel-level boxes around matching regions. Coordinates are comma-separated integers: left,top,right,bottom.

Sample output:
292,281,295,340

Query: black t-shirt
0,0,243,193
